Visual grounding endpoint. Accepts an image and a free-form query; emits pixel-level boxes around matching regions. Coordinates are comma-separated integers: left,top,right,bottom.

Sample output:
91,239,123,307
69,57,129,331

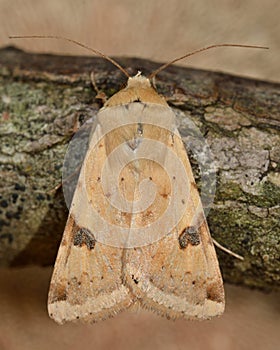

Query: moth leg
90,71,108,105
212,238,244,260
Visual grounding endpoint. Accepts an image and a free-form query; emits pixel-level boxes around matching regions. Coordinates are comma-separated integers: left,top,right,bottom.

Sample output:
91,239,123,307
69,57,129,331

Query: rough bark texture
0,46,279,290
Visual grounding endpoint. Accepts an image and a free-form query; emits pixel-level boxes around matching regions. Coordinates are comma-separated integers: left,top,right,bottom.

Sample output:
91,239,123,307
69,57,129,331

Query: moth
10,36,266,323
49,72,225,323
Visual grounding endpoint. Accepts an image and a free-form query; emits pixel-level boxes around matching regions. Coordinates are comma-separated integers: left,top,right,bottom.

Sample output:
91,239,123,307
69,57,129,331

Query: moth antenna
9,35,131,78
149,43,269,79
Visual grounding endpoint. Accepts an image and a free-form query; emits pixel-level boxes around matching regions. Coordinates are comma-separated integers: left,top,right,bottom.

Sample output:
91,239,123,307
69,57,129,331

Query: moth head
127,72,151,88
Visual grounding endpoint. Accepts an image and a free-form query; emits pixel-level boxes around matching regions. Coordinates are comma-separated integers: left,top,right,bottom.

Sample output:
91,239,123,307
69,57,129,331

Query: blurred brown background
0,1,279,349
0,0,279,82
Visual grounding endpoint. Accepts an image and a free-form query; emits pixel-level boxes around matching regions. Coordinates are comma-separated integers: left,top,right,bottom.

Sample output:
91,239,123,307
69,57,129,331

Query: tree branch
0,46,279,290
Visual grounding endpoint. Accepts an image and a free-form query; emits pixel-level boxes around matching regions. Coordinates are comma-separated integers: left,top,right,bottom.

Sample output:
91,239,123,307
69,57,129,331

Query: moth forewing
48,74,224,323
47,123,135,323
123,103,224,319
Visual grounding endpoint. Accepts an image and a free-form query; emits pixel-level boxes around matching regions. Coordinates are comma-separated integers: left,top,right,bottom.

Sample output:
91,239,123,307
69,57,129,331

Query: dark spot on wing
73,228,96,250
178,226,201,249
132,274,139,284
137,122,143,135
206,283,224,303
170,133,175,146
50,283,67,302
191,182,198,190
61,237,67,246
186,226,201,246
126,138,141,150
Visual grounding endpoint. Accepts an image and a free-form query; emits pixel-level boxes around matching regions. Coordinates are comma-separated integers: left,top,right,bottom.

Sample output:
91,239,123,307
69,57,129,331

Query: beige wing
48,215,134,324
124,222,224,320
122,104,224,319
48,121,135,324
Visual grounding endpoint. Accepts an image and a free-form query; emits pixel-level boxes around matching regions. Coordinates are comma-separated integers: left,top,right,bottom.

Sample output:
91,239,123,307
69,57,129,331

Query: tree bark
0,46,279,290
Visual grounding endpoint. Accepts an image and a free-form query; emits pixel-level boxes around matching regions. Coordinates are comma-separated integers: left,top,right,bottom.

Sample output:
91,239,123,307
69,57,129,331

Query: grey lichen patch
209,137,240,170
0,73,95,265
208,124,279,201
238,128,280,157
215,181,247,202
247,205,269,218
267,172,280,187
208,119,280,289
23,134,63,153
209,204,280,289
174,109,204,132
255,181,280,207
205,106,251,131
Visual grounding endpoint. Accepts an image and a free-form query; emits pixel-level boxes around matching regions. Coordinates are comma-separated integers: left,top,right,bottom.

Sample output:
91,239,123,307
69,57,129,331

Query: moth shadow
10,189,68,267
